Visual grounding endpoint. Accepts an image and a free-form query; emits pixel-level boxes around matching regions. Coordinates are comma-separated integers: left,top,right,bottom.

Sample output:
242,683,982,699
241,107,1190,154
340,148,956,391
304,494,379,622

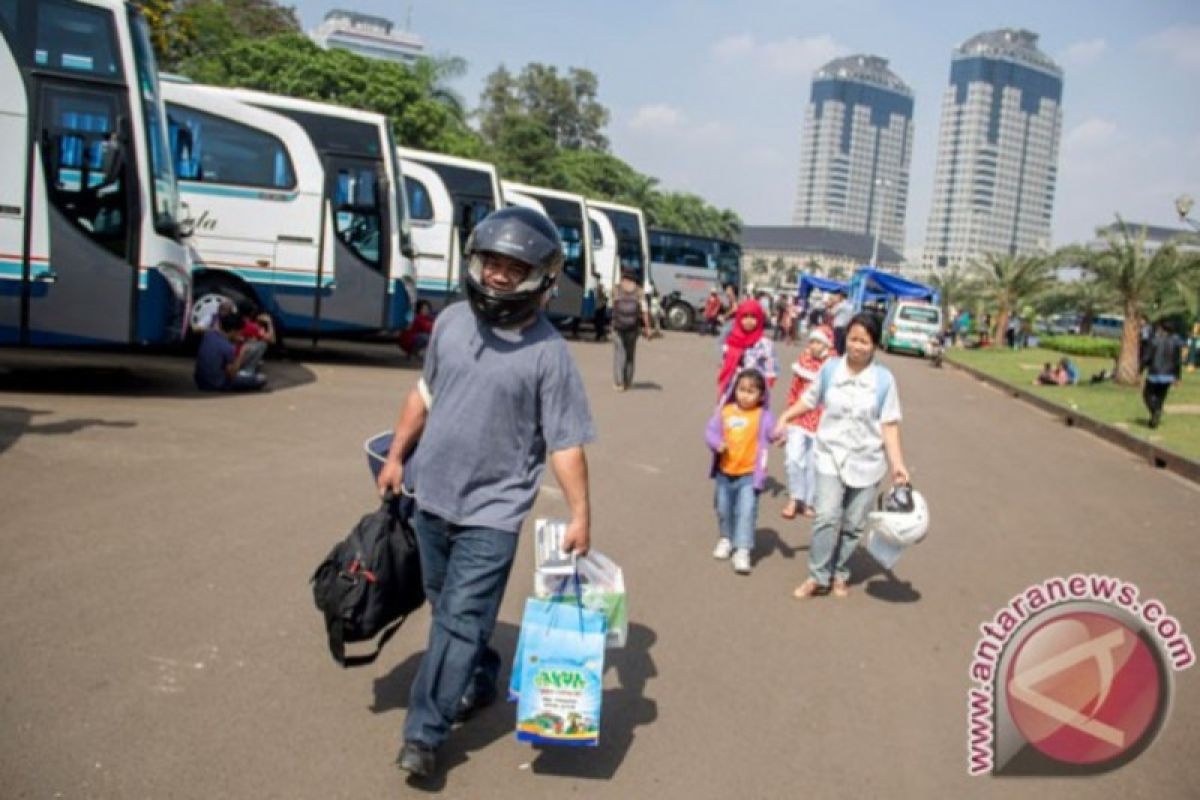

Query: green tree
827,264,848,281
1071,219,1200,385
181,34,479,155
478,63,609,152
969,252,1056,346
134,0,193,67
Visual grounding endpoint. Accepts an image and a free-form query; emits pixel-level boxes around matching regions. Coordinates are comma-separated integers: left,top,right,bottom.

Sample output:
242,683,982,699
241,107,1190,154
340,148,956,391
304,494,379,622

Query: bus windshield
128,9,179,237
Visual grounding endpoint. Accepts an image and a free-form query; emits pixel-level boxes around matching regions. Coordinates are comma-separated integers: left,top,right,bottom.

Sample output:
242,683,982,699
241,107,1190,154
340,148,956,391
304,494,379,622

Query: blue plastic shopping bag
512,589,607,747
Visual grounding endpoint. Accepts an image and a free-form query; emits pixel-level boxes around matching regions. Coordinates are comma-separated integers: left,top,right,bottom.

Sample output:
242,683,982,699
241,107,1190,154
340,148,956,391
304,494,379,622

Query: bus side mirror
177,200,195,238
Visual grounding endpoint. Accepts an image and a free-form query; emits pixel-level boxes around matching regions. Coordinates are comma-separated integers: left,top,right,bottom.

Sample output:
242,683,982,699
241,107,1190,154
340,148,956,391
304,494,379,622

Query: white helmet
863,485,929,569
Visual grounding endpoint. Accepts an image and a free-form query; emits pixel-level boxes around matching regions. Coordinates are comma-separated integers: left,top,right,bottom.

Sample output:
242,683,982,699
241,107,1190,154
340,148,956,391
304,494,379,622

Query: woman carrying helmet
772,312,910,599
376,206,596,778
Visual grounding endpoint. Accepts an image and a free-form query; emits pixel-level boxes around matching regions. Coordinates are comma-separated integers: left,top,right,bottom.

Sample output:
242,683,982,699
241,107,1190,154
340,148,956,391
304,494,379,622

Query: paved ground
1,329,1197,799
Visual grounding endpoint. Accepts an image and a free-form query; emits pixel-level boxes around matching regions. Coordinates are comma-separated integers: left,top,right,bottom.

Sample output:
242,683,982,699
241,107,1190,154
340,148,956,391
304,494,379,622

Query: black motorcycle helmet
463,206,564,327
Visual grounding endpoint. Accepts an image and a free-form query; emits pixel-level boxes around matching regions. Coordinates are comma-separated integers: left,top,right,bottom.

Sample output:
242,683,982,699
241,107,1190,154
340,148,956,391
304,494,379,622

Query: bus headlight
155,262,191,303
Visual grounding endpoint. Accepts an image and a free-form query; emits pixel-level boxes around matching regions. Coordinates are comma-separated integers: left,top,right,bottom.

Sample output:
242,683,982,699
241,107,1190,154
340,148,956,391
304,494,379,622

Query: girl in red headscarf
718,299,778,397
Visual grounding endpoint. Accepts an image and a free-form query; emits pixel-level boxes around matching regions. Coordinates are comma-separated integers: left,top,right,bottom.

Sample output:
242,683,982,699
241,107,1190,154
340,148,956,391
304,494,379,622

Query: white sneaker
732,549,752,574
712,538,733,560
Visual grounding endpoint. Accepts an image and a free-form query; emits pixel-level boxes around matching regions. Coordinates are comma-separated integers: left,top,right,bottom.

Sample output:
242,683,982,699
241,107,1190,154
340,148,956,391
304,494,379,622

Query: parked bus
648,228,741,330
1,0,191,346
501,181,593,323
398,147,501,310
164,81,414,339
586,200,651,296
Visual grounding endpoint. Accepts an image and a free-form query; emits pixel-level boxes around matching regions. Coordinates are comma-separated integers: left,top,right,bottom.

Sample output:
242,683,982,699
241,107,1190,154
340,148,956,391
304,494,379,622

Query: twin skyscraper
792,28,1064,271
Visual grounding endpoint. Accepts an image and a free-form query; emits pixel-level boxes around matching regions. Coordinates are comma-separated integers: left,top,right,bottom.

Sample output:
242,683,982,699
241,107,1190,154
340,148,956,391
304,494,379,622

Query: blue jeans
714,472,758,552
808,472,877,585
404,508,518,748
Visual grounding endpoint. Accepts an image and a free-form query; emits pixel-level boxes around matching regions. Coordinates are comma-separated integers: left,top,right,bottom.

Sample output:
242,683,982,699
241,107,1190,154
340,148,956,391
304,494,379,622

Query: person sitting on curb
1034,362,1057,386
398,300,435,360
236,300,276,363
194,311,267,392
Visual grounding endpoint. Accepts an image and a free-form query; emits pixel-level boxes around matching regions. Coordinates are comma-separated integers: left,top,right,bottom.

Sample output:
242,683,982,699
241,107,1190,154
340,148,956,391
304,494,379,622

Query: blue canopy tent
848,267,939,311
796,274,848,301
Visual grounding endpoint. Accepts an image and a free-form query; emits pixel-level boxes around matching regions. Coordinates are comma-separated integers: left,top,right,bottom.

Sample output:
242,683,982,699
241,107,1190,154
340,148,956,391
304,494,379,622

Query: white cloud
709,33,847,76
1139,25,1200,71
1064,118,1118,152
1060,38,1107,67
628,104,685,133
712,33,754,60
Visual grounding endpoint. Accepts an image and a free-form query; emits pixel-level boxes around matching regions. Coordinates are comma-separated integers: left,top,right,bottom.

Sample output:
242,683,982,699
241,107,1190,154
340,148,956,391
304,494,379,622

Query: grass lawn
947,346,1200,462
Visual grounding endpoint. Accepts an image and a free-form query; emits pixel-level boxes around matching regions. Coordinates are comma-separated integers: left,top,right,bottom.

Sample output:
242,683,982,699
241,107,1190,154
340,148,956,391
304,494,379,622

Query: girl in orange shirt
704,368,778,574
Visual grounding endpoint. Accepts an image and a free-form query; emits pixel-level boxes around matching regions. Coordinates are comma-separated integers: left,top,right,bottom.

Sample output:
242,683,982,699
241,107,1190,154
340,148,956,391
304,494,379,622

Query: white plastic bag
535,550,627,649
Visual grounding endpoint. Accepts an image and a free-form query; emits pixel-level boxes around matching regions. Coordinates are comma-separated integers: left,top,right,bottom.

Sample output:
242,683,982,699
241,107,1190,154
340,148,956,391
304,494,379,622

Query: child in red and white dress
780,326,833,519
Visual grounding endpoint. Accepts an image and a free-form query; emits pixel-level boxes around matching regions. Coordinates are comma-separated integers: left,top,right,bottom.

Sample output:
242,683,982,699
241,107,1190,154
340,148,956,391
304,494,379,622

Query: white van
883,301,943,356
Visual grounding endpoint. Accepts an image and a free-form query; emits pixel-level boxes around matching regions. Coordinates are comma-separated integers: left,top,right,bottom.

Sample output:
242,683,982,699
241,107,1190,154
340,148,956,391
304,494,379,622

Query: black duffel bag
311,492,424,667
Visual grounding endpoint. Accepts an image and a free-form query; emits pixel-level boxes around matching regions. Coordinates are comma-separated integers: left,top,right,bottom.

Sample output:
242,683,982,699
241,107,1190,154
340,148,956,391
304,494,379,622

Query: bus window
589,219,604,249
167,104,295,189
404,176,433,222
34,0,121,77
41,87,128,258
334,166,381,267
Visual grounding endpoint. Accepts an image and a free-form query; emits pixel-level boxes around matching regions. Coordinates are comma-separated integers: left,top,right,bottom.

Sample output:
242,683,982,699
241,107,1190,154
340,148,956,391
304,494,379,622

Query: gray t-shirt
409,301,595,533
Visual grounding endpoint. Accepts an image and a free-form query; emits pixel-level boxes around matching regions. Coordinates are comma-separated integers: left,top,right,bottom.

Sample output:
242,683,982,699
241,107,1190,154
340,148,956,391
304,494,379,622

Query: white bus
648,228,742,330
501,181,593,324
0,0,191,346
397,147,501,310
164,82,414,339
586,200,651,295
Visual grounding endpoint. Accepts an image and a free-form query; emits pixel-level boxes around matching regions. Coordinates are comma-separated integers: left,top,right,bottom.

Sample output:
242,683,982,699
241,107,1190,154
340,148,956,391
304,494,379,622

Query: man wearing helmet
376,206,595,779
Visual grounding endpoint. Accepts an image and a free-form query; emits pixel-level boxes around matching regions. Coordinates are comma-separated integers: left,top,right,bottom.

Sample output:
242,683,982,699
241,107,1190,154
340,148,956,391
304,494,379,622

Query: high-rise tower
792,55,913,263
923,29,1063,270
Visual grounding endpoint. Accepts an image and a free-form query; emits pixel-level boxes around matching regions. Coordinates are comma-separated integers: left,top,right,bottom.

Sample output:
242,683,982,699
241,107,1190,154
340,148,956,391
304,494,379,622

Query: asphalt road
1,329,1197,799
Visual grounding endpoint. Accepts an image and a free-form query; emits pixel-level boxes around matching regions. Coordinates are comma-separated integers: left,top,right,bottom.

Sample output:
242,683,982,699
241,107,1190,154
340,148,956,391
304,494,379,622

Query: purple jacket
705,400,777,491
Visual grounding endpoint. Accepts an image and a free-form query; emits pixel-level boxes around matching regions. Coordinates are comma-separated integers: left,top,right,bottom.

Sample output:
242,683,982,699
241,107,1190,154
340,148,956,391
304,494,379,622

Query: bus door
400,160,455,306
539,198,587,319
315,155,389,330
25,79,138,344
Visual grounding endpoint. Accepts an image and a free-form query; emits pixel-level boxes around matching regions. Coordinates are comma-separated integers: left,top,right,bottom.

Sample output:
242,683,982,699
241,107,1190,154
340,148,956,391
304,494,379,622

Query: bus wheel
189,279,250,334
665,302,695,332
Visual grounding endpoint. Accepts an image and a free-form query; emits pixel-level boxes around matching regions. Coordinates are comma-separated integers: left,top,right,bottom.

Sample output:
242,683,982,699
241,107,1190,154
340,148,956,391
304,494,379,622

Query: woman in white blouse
773,312,910,599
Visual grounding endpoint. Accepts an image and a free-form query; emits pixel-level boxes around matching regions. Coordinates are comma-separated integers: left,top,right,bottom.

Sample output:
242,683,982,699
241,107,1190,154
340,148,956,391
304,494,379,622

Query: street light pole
870,177,890,268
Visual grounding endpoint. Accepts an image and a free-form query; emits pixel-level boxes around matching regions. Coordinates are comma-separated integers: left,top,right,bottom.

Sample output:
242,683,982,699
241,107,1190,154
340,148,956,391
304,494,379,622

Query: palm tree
928,266,968,320
1074,219,1200,385
969,252,1056,344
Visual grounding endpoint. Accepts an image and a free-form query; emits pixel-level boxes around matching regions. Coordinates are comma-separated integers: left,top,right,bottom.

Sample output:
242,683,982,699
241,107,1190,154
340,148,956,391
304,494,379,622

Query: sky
293,0,1200,256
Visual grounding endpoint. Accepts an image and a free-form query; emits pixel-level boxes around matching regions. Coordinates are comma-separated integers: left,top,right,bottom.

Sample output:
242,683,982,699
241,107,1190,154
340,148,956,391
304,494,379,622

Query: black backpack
311,493,425,667
612,288,641,331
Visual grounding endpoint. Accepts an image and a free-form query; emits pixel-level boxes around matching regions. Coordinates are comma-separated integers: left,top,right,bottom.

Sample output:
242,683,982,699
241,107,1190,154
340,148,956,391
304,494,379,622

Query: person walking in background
829,290,853,354
717,299,778,397
705,368,778,575
780,326,833,519
773,313,909,600
375,207,595,779
592,282,609,342
1141,320,1184,429
702,289,723,335
610,269,652,391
